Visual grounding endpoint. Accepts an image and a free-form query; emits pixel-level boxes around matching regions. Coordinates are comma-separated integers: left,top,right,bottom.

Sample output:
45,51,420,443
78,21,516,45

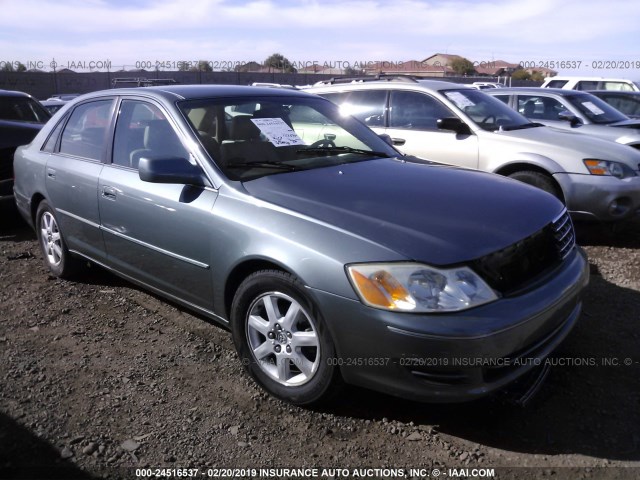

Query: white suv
306,77,640,222
541,76,640,92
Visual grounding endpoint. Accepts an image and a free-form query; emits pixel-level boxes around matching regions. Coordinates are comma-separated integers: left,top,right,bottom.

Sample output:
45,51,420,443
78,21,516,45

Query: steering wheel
308,139,336,149
481,115,496,124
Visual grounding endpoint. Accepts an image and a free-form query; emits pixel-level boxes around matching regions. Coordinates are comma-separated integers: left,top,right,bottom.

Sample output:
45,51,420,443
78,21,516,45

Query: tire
230,270,340,406
35,200,80,278
508,170,563,201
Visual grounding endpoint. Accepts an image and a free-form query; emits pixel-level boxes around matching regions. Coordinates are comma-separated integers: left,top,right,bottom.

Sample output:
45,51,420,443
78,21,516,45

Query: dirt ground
1,204,639,480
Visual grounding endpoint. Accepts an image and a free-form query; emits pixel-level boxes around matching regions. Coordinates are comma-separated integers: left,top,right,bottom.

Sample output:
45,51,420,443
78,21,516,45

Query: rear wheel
35,200,80,278
508,170,563,201
230,270,339,405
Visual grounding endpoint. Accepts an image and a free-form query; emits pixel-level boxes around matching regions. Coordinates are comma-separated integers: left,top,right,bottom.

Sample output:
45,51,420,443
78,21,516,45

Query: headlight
583,159,637,179
346,263,498,313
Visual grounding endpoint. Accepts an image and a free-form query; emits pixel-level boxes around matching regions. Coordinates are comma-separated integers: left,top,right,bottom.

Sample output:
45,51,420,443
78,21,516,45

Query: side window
575,81,599,91
59,100,113,160
112,100,188,169
602,81,632,92
517,95,568,120
492,95,510,105
545,80,568,89
41,115,68,153
389,91,453,130
323,90,387,127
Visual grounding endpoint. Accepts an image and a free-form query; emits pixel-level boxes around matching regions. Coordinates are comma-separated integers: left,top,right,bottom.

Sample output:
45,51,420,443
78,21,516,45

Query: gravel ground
1,205,639,480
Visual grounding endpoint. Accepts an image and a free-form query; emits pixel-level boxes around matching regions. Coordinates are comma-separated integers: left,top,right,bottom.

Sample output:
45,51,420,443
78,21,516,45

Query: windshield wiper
500,122,544,131
227,161,300,171
297,146,391,157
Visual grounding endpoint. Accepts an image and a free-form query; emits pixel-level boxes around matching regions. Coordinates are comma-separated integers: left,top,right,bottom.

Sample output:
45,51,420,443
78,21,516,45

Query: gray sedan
487,87,640,149
13,85,588,405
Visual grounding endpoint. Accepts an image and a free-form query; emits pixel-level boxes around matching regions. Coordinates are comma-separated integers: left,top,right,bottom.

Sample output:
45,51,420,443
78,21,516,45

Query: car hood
490,125,640,168
242,158,563,266
609,119,640,129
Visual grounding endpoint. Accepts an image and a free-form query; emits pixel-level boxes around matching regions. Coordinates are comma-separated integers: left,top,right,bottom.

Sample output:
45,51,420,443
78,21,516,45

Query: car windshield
440,88,532,132
0,96,51,123
178,95,398,180
565,93,629,124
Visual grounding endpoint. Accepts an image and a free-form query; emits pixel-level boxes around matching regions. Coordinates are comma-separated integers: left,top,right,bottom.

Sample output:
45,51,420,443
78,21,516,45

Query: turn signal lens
350,269,415,310
583,159,635,179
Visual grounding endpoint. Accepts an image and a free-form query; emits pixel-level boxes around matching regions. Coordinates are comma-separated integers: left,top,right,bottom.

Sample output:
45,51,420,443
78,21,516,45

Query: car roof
102,84,315,101
0,89,33,98
588,90,640,96
486,87,592,96
543,76,636,81
308,78,471,92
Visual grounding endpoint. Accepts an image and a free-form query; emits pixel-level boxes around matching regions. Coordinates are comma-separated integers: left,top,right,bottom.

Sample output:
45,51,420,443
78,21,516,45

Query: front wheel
35,200,80,278
508,170,563,201
230,270,339,405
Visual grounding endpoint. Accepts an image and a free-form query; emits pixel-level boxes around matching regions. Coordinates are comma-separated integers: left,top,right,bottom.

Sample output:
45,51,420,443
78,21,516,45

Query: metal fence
0,71,543,100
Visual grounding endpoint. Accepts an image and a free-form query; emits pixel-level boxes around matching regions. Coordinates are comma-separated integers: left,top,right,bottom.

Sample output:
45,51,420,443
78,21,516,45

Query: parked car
0,89,51,205
306,77,640,222
40,99,68,115
486,87,640,149
13,85,589,405
471,82,504,90
540,76,640,92
47,93,82,102
589,90,640,119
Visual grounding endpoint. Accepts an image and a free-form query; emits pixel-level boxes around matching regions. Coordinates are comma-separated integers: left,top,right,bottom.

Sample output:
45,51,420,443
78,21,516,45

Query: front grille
472,209,575,295
551,210,575,260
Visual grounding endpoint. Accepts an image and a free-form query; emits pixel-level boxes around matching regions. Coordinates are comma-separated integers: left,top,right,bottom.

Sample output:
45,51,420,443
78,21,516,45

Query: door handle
46,168,56,179
102,186,117,200
391,137,406,146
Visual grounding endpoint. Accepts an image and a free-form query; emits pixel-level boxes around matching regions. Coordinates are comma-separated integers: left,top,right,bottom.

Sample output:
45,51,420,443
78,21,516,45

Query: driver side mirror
378,133,394,146
437,117,471,135
139,157,208,186
558,111,583,127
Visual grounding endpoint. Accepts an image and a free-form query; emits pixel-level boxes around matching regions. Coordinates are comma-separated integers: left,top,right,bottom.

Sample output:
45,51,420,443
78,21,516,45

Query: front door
98,99,218,310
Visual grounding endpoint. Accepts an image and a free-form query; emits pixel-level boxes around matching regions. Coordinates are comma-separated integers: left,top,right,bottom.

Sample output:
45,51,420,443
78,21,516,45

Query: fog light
608,198,631,216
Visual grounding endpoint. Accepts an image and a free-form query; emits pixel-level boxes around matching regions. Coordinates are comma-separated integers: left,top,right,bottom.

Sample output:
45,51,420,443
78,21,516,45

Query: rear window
0,96,50,123
544,80,568,89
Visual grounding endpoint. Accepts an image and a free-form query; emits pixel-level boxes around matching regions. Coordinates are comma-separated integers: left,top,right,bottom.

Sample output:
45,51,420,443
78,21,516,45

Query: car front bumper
311,246,589,403
555,172,640,221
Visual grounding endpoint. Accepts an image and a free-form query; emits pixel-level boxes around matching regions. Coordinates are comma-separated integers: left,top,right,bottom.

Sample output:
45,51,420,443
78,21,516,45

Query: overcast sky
1,0,639,77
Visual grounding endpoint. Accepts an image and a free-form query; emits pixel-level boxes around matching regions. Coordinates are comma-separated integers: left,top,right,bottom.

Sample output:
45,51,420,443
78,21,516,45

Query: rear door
44,98,115,261
98,98,218,310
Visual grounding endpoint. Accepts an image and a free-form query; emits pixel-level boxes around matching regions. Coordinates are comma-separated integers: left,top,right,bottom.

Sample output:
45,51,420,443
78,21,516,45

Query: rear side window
59,100,113,160
492,95,510,104
544,80,568,89
321,90,387,127
575,81,599,91
41,116,68,153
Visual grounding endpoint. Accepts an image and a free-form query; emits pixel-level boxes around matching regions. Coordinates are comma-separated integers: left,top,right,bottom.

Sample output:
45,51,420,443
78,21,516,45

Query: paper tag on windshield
446,92,476,109
582,101,605,116
250,118,305,147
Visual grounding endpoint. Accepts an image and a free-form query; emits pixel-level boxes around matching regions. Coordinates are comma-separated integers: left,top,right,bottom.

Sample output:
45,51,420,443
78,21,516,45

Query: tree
511,69,531,80
189,60,213,72
343,66,364,76
450,57,476,76
530,70,545,82
1,61,26,72
264,53,296,73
